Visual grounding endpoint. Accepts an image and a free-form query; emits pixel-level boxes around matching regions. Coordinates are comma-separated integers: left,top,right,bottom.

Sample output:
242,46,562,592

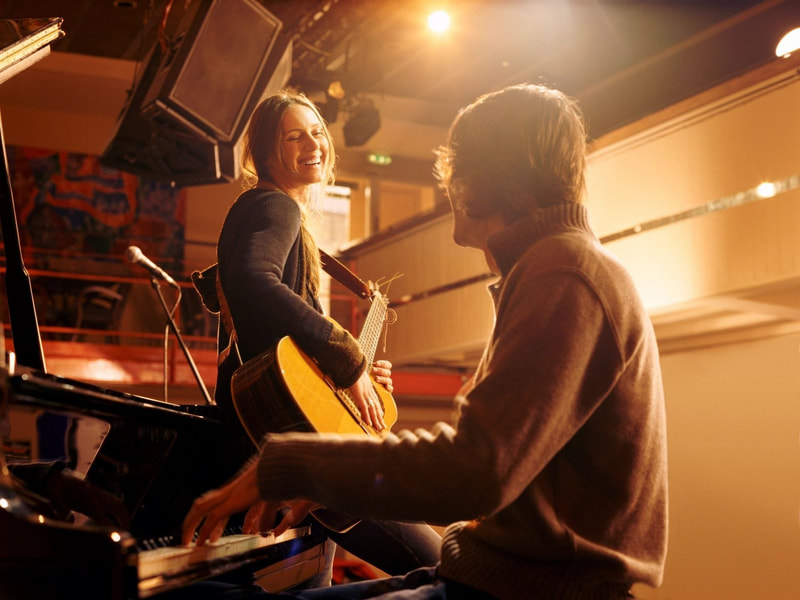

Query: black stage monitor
101,0,290,186
140,0,283,144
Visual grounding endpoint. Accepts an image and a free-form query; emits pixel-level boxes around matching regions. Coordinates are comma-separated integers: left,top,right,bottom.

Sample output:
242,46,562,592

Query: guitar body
231,336,398,444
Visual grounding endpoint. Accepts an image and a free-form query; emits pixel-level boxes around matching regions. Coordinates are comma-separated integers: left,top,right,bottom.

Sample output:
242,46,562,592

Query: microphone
126,246,179,288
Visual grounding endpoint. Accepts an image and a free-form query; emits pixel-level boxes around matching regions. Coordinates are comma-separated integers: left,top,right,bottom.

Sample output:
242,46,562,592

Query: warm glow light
428,10,450,34
327,80,345,100
0,497,8,510
84,359,130,382
756,182,777,198
776,27,800,57
110,531,122,542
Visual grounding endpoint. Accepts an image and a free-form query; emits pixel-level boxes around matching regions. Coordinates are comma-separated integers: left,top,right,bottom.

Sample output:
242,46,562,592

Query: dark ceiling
2,0,799,141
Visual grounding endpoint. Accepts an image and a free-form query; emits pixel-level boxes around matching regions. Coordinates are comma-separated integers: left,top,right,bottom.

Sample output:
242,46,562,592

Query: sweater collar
487,202,595,277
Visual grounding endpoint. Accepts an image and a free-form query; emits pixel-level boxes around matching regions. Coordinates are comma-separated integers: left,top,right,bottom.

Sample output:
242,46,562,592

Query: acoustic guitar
230,286,397,444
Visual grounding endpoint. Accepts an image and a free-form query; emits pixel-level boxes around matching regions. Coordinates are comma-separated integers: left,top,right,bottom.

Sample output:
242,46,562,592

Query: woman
199,90,440,584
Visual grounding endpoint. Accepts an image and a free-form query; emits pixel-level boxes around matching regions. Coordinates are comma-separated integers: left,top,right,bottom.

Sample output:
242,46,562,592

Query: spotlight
428,10,450,34
327,80,346,100
776,27,800,57
343,100,380,147
756,182,776,198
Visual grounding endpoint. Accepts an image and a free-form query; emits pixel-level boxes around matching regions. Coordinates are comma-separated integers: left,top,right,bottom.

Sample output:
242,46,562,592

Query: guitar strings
375,272,403,294
381,274,401,354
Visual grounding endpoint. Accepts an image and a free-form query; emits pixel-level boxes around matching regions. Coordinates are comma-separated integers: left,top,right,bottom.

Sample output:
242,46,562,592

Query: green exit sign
367,152,392,166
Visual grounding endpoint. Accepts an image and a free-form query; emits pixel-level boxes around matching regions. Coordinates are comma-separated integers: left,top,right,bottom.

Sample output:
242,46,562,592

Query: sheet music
0,17,64,85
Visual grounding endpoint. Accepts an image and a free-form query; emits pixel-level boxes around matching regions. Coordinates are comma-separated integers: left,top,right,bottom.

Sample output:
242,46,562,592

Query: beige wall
589,68,800,313
376,180,436,232
634,333,800,600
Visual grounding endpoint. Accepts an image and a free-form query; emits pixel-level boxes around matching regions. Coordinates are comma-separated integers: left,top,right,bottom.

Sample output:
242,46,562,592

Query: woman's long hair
241,90,337,297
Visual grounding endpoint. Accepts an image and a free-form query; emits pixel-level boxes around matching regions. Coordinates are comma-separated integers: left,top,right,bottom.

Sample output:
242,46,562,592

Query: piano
0,17,327,599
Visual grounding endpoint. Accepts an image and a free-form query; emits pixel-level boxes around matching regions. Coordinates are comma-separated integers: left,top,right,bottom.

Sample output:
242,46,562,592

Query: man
180,83,668,600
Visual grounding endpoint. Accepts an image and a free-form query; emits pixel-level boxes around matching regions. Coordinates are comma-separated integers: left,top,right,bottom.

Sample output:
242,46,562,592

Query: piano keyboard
137,526,313,597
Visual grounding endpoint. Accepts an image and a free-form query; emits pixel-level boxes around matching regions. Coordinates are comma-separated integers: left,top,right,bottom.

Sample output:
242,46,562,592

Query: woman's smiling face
270,103,330,200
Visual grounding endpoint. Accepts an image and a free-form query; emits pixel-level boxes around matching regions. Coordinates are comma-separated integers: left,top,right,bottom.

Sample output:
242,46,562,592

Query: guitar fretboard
357,290,388,364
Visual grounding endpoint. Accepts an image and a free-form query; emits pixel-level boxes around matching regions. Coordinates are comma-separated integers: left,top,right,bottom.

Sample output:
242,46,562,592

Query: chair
72,284,124,342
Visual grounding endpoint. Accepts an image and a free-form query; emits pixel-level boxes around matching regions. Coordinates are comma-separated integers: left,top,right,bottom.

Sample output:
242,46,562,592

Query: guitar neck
357,291,388,364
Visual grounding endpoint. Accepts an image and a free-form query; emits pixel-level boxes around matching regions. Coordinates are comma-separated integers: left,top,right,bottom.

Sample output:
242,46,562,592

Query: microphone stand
149,277,214,405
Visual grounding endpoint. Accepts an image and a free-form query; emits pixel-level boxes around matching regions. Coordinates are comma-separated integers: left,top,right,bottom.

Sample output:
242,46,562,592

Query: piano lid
0,17,64,371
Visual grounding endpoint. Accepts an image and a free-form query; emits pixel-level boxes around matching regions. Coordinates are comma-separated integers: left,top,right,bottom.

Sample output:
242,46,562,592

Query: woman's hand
348,367,387,431
372,359,393,393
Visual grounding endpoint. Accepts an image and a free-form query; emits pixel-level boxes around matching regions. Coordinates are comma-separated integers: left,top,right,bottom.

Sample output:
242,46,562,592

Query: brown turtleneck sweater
256,202,668,599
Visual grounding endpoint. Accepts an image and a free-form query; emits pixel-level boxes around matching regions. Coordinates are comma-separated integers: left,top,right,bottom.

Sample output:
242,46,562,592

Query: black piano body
5,368,245,540
0,368,328,599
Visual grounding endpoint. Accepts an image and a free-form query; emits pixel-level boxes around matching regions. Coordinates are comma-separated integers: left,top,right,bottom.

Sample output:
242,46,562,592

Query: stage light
776,27,800,57
327,80,346,100
756,182,776,198
428,10,450,34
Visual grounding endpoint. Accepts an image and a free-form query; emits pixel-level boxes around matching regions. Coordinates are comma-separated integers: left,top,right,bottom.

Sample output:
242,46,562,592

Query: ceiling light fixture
428,10,450,34
756,182,777,198
327,80,346,100
775,27,800,57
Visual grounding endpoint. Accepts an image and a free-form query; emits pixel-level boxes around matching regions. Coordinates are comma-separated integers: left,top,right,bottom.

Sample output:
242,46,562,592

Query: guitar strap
215,273,240,366
318,249,371,299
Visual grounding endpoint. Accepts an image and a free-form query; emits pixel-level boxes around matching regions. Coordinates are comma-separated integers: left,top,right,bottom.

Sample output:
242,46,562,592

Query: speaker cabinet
101,0,290,186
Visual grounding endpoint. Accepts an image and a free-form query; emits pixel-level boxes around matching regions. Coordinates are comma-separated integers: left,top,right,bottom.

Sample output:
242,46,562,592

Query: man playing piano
178,83,669,600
